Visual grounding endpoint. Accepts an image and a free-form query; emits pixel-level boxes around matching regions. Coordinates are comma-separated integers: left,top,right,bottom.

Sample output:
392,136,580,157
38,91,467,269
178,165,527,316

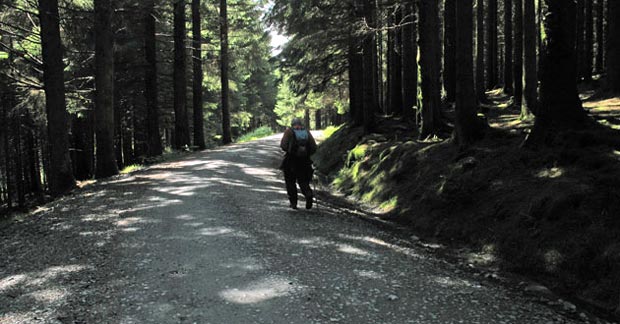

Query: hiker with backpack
280,118,318,209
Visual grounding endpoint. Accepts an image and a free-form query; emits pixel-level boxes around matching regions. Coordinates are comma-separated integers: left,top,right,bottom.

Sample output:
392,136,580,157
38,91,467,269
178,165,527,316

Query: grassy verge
237,126,274,143
314,99,620,316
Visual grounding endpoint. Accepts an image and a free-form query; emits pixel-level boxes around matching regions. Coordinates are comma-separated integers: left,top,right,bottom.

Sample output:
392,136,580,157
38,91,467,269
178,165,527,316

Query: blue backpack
293,129,310,158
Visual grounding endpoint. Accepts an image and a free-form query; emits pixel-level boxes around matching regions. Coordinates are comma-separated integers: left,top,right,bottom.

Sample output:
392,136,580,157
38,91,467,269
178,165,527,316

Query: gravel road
0,134,613,324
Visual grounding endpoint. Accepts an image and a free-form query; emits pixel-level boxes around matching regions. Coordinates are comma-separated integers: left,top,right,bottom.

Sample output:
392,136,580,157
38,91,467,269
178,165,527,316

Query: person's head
291,118,303,130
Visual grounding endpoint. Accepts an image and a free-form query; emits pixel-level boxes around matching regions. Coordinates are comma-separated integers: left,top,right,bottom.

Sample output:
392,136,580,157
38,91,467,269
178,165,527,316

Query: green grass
322,125,342,140
237,126,274,143
120,164,144,174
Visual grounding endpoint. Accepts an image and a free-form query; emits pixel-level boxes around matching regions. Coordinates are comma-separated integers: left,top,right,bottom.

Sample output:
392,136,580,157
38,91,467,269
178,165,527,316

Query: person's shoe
290,201,298,209
306,196,313,209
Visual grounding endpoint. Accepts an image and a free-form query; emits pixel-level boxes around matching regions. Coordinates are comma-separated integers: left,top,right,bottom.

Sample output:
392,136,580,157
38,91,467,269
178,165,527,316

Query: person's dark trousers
283,157,314,209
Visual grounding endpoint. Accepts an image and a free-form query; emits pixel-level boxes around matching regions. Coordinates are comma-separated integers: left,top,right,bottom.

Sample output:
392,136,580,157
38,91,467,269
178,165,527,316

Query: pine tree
38,0,75,195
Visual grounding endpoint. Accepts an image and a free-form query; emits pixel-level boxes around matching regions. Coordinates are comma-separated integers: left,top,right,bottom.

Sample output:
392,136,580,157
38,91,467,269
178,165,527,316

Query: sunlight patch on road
354,269,386,280
26,288,69,303
337,243,371,256
219,276,302,304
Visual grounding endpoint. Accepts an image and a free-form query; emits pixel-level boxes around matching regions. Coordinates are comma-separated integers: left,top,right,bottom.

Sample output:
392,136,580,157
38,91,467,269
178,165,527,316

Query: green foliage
120,164,144,174
322,125,342,140
237,126,274,143
0,52,7,60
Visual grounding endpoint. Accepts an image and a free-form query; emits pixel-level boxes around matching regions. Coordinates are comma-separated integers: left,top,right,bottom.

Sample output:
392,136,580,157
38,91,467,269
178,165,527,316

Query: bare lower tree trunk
401,0,418,121
389,7,403,116
503,0,514,94
476,0,486,101
584,0,594,81
145,0,163,156
94,0,119,178
595,0,605,73
38,0,75,195
607,0,620,93
523,0,537,115
536,0,586,126
174,0,191,149
220,0,232,144
455,0,485,145
349,41,365,126
487,0,499,89
514,0,525,115
418,0,442,139
192,0,206,149
444,0,457,102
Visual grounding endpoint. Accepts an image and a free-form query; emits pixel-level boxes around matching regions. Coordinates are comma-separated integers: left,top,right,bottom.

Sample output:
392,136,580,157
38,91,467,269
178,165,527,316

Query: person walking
280,118,317,209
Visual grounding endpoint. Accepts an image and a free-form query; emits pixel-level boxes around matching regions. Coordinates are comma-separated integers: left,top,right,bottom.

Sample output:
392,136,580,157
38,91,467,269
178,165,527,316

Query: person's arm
280,128,293,152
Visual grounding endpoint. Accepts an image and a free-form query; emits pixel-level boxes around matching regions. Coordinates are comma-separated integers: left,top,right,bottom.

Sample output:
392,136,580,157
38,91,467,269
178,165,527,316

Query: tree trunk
514,0,525,115
13,113,25,208
523,0,537,115
94,0,119,178
361,0,377,133
349,41,364,126
576,0,585,81
418,0,442,139
315,110,322,130
144,0,162,157
389,7,403,116
38,0,75,195
174,0,191,149
476,0,486,101
444,0,457,102
192,0,206,149
72,113,94,180
535,0,586,127
584,0,594,81
607,0,620,93
487,0,499,89
220,0,232,144
304,109,311,130
595,0,605,73
455,0,485,145
401,0,418,121
503,0,514,94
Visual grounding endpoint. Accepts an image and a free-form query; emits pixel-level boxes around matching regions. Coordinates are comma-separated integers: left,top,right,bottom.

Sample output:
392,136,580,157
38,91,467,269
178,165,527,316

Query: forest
1,0,620,318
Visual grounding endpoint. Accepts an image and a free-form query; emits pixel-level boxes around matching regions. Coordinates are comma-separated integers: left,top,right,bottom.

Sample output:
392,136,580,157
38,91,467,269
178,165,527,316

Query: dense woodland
1,0,619,216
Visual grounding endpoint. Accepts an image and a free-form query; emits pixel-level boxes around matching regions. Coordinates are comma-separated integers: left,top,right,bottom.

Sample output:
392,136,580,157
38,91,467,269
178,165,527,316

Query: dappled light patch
219,276,302,305
543,249,564,272
536,167,564,179
26,287,69,303
336,243,372,257
431,276,481,290
353,269,385,280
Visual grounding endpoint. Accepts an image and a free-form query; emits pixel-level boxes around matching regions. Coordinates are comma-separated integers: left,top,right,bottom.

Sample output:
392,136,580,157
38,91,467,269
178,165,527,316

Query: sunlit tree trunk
38,0,75,195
